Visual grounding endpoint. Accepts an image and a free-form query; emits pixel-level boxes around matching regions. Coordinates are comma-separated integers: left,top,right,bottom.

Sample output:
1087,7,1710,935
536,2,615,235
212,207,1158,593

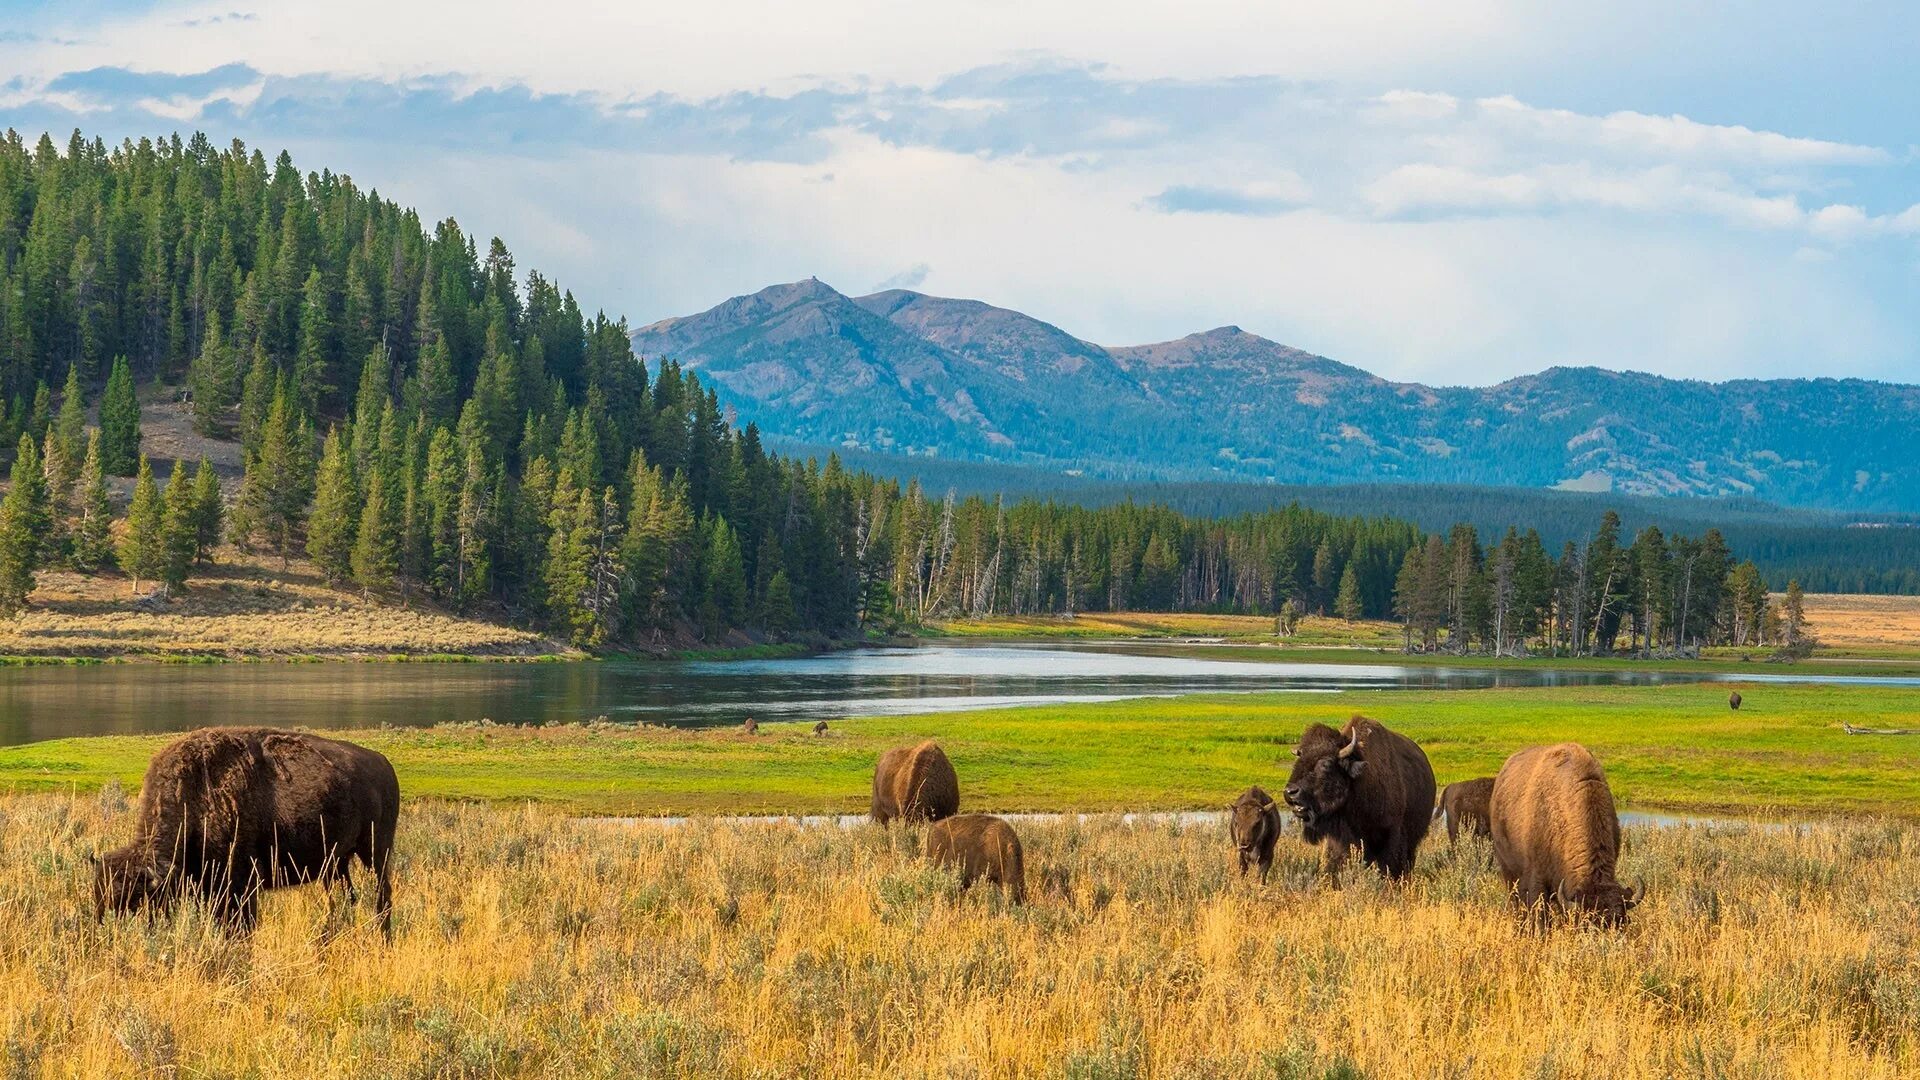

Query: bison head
1283,724,1366,834
1228,788,1274,852
1556,877,1644,928
92,849,165,920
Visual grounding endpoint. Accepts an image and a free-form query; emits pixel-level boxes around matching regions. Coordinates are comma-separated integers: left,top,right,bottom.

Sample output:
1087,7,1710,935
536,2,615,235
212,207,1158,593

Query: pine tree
187,308,235,436
98,356,141,475
0,436,51,616
351,467,399,596
190,457,223,565
307,425,357,584
761,569,795,639
70,430,116,574
119,455,167,595
160,462,198,594
55,363,87,465
1782,580,1809,651
234,378,315,565
1334,561,1363,621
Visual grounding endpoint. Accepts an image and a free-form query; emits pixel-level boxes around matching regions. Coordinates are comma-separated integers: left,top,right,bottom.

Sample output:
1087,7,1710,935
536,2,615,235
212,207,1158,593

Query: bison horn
1337,730,1361,759
1627,878,1645,907
1555,877,1573,905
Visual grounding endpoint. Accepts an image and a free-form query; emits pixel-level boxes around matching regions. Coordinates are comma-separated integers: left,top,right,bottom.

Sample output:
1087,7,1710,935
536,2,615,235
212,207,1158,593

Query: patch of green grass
3,683,1916,818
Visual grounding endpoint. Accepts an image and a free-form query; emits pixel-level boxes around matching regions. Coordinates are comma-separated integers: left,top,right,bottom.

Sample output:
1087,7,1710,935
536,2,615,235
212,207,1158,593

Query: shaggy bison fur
94,727,399,935
870,740,960,824
1283,715,1435,880
1434,777,1496,845
1490,742,1641,927
1729,691,1742,711
926,814,1024,902
1228,786,1282,881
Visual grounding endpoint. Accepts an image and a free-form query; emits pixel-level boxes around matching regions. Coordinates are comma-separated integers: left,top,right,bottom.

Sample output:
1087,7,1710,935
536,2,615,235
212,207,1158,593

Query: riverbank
5,682,1916,817
6,797,1915,1075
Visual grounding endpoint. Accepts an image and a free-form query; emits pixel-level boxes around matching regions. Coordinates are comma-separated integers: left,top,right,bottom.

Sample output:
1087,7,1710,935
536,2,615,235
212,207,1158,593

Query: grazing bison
742,716,758,735
1490,743,1641,927
1729,691,1742,711
1283,715,1435,880
926,814,1024,902
813,720,829,737
1228,786,1282,881
1434,777,1496,845
870,740,960,824
93,727,399,936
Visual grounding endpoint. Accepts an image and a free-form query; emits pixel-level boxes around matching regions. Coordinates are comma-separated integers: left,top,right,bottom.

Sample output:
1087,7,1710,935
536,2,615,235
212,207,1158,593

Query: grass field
5,682,1917,818
1798,593,1920,657
922,610,1408,649
0,553,569,661
2,794,1915,1077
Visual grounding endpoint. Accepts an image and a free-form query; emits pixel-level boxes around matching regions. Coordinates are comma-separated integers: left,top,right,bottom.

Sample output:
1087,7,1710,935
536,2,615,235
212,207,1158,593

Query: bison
813,720,830,737
870,740,960,824
926,814,1024,902
1434,777,1496,845
742,716,758,735
1228,786,1282,882
93,727,400,936
1490,742,1641,927
1729,691,1742,711
1283,715,1435,880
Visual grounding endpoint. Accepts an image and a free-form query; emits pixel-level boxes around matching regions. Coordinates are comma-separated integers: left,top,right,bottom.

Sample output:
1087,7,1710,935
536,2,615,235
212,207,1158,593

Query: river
4,640,1914,746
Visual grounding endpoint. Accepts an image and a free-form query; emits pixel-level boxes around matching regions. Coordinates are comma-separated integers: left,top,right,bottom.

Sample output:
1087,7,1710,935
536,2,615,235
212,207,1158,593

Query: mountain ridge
631,279,1920,511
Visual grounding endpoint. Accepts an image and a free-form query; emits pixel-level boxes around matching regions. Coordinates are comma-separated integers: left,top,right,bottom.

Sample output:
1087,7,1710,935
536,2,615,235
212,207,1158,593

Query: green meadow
3,681,1916,818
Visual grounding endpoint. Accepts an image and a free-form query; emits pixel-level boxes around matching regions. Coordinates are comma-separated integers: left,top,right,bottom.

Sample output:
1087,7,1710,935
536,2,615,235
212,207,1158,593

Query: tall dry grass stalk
2,793,1915,1077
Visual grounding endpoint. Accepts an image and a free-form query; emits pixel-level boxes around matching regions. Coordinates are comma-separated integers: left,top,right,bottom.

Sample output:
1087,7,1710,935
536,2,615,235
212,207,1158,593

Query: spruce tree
190,458,223,565
760,569,795,639
0,436,51,616
160,463,198,594
98,357,140,476
188,309,234,436
119,456,167,595
70,430,115,573
26,381,51,446
1334,562,1363,621
55,364,87,465
351,467,399,596
234,378,315,565
38,429,73,565
307,426,357,584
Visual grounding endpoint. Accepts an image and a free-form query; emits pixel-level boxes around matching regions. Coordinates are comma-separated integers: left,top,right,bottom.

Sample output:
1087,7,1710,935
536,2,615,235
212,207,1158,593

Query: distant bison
1283,715,1435,880
813,720,829,737
870,740,960,824
94,727,399,936
1729,691,1742,711
1434,777,1496,845
742,716,758,735
927,814,1024,902
1490,743,1641,927
1228,786,1282,882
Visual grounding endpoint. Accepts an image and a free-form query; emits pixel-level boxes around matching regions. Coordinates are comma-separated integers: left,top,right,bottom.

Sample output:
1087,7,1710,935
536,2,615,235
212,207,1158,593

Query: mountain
632,280,1920,511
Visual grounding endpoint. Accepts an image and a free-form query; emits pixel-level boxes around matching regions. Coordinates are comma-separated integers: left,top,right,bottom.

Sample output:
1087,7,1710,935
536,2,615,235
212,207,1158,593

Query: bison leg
1446,813,1459,846
1321,839,1350,881
1256,851,1273,884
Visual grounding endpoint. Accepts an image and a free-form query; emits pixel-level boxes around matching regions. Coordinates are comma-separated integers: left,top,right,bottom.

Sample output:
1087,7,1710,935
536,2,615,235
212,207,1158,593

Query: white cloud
1472,94,1887,166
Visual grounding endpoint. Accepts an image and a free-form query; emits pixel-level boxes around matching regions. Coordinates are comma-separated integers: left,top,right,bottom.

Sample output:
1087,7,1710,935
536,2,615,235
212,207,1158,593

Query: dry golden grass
928,610,1406,648
0,552,564,659
5,792,1916,1077
1796,593,1920,652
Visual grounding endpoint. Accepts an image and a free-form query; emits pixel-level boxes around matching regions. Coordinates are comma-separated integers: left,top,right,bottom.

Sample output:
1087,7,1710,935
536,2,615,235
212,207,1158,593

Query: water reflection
2,641,1913,746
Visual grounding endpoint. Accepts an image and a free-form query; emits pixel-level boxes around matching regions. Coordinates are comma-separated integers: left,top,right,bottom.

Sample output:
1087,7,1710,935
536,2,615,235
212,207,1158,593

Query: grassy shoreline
5,682,1917,818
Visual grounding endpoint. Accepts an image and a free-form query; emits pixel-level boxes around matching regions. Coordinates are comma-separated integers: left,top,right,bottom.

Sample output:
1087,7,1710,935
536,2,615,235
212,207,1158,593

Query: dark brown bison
870,740,960,824
926,814,1024,902
742,716,758,735
93,728,400,935
1228,786,1282,881
1490,743,1641,927
1729,691,1742,711
1434,777,1496,845
813,720,829,737
1283,715,1435,880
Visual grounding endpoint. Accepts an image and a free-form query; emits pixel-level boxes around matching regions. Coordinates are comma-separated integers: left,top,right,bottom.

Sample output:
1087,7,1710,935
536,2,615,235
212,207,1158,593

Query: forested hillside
0,129,1806,654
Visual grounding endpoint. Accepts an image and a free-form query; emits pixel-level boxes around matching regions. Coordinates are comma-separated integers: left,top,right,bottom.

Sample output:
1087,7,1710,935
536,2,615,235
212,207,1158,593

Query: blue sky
2,0,1916,385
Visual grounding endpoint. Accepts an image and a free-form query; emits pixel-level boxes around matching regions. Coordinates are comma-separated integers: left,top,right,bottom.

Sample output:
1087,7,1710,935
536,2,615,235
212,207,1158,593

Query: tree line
0,129,1805,652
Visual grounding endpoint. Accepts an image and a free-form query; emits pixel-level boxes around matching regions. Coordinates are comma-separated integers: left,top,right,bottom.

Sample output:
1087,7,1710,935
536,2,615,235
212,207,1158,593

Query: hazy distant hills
631,279,1920,511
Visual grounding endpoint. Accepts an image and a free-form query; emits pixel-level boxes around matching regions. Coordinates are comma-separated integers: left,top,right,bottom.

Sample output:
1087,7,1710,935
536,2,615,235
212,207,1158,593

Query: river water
3,641,1913,746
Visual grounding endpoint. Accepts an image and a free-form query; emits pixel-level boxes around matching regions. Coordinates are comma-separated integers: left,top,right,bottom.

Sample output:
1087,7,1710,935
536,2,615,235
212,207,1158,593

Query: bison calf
1491,743,1641,927
1434,777,1496,845
1283,715,1435,880
94,727,399,936
927,814,1024,902
871,740,960,824
1229,786,1282,882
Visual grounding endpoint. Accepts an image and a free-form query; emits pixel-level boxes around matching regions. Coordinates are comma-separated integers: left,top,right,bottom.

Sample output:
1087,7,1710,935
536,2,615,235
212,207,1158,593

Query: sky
2,0,1917,386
